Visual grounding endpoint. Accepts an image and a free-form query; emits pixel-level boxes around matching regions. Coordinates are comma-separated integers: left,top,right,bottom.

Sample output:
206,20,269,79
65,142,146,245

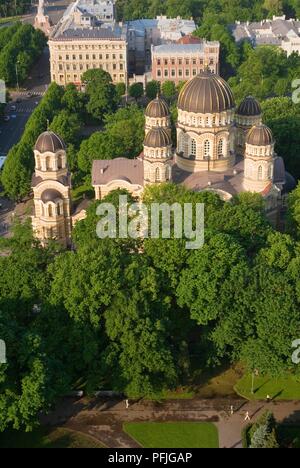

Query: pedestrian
125,399,129,409
266,395,271,403
230,405,234,416
244,411,251,422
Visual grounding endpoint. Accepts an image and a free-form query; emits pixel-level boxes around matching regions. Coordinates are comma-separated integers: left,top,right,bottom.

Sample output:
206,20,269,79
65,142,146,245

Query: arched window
48,204,53,217
46,156,51,170
57,155,63,170
218,139,224,158
57,203,61,216
165,166,170,181
268,165,272,180
155,167,160,182
258,166,263,181
204,140,211,159
191,139,197,157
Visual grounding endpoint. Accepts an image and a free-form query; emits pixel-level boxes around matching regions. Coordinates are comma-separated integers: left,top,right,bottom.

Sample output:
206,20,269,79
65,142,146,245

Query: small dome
144,127,172,148
41,189,62,203
237,96,262,116
145,96,170,118
35,131,65,154
178,70,235,114
246,125,274,146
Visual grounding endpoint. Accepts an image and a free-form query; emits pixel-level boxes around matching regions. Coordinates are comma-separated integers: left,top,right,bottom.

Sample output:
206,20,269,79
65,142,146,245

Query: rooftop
152,42,219,55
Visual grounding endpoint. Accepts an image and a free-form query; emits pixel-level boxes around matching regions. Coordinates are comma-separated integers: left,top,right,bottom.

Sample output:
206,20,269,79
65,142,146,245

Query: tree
50,110,83,146
62,83,86,115
115,82,126,101
146,80,160,100
161,80,177,101
129,82,144,100
77,105,144,173
82,69,118,121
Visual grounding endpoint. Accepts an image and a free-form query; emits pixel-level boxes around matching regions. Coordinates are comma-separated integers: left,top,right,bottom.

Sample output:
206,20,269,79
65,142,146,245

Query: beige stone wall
94,180,143,200
32,148,72,247
143,159,172,184
49,37,127,85
176,109,236,173
243,142,274,193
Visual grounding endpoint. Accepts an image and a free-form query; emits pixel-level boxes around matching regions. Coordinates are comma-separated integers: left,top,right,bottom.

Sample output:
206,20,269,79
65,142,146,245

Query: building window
258,166,263,180
204,140,211,159
191,139,197,157
218,139,224,158
155,167,160,182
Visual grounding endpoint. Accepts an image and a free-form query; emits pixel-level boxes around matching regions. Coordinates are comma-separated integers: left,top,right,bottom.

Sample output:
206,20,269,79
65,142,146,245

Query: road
0,46,51,155
22,0,74,26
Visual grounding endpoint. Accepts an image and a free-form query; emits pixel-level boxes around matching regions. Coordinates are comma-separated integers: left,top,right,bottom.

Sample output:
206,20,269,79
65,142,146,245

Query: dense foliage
1,184,300,431
0,23,46,87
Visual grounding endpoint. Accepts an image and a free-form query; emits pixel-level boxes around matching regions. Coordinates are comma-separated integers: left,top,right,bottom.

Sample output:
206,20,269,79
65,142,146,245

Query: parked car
3,116,10,122
10,105,16,111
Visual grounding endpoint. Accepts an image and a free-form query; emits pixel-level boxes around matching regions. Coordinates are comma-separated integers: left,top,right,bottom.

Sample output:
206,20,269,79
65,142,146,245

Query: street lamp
15,61,20,91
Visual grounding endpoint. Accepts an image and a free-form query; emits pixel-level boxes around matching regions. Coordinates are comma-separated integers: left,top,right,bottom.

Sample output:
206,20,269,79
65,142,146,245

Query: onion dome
144,127,172,148
237,96,262,116
178,70,235,114
35,131,65,153
145,96,170,118
246,125,274,146
41,189,62,203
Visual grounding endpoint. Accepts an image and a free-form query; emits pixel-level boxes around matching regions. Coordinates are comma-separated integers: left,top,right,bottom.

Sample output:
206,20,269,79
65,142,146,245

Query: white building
232,15,300,56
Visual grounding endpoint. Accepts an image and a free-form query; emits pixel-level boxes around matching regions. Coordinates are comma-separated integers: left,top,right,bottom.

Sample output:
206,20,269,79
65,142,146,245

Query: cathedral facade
32,70,295,245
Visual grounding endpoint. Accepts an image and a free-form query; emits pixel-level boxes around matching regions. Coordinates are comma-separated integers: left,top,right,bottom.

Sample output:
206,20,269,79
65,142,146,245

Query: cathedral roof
177,70,235,114
144,127,172,148
237,96,262,116
145,96,170,118
246,124,274,146
35,131,65,154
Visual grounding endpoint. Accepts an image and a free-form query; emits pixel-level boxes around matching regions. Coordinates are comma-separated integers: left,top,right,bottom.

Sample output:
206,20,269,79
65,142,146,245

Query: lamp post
15,61,20,91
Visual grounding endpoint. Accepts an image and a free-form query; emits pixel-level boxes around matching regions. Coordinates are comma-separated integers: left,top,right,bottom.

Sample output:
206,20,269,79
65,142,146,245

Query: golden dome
246,125,274,146
237,96,262,117
144,127,172,148
145,96,170,118
178,70,235,114
35,131,65,154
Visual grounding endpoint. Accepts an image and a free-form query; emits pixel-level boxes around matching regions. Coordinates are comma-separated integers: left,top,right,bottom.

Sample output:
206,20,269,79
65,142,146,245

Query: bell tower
32,131,72,247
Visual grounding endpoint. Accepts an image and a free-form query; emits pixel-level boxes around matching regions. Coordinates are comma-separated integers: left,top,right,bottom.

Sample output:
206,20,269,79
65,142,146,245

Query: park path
41,398,300,449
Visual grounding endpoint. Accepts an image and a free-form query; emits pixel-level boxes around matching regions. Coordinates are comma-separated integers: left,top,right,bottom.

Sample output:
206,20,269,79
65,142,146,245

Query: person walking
266,395,271,403
125,399,129,409
230,405,234,416
244,411,251,422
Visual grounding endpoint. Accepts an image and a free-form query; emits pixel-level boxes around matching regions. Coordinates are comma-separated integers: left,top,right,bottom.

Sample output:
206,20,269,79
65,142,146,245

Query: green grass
123,422,219,448
0,427,105,449
0,16,21,25
235,373,300,400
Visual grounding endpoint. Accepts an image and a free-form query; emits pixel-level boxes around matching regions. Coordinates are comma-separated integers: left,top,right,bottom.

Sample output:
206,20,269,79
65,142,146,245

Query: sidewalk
42,397,300,448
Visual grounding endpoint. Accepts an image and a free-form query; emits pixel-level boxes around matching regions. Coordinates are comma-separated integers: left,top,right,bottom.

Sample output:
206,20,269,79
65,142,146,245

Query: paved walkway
41,398,300,448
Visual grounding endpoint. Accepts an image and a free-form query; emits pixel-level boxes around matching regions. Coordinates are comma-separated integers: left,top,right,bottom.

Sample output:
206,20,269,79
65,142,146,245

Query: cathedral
31,70,295,246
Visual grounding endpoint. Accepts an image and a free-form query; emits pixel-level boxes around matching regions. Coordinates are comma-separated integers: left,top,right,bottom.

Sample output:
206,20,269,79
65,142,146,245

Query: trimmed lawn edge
123,422,219,449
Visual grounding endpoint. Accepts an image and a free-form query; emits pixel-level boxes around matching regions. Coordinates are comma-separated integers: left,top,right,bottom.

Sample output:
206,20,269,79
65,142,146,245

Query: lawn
235,373,300,400
0,427,105,449
123,422,219,448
